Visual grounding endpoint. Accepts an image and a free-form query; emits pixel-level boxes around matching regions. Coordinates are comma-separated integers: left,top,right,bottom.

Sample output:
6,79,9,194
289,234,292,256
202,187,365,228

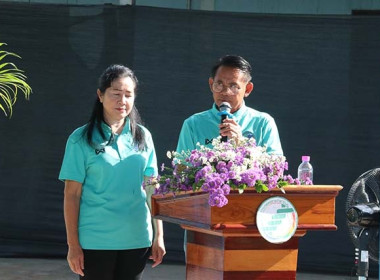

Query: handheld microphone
219,102,231,142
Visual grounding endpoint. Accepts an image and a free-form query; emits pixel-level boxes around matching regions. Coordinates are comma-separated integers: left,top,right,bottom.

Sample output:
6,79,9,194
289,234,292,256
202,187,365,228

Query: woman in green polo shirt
59,65,165,280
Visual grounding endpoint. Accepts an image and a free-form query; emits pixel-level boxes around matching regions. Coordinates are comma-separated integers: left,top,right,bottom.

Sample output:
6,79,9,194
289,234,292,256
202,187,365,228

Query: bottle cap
302,156,310,161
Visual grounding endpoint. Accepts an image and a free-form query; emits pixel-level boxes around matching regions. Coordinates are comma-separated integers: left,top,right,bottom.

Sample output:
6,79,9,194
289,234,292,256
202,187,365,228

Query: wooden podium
151,185,342,280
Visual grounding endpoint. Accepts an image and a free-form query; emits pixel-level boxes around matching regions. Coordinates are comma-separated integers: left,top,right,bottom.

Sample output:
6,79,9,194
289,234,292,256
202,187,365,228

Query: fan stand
356,228,370,280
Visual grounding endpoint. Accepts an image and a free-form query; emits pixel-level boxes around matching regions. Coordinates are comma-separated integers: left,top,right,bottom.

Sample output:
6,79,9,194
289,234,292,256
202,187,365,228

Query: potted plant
0,42,32,118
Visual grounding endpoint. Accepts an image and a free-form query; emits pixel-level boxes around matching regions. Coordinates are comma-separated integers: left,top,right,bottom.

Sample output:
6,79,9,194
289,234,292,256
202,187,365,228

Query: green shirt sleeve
58,130,86,183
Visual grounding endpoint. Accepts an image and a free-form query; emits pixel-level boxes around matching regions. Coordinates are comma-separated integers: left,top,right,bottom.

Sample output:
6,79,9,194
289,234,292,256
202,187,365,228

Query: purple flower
284,162,289,170
216,160,226,167
221,184,230,195
208,192,228,207
228,170,236,179
179,184,191,191
233,154,244,165
263,166,273,175
219,173,228,181
226,161,234,169
206,151,216,162
219,167,228,174
214,177,224,187
304,177,313,185
208,180,217,188
201,183,210,192
267,176,279,189
283,175,295,184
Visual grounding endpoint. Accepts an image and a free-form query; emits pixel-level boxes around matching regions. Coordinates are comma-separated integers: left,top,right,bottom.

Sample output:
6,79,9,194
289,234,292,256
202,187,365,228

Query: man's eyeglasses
212,82,241,95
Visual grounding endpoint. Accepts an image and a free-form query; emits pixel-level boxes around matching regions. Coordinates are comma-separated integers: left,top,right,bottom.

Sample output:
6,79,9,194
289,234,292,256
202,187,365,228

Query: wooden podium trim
211,223,337,231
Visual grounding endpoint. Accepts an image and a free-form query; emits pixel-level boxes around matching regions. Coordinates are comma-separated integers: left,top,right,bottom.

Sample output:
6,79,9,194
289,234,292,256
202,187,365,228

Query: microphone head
219,102,231,113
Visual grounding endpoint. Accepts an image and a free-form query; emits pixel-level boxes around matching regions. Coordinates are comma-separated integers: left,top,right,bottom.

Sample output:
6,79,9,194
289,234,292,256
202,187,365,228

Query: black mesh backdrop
0,3,380,276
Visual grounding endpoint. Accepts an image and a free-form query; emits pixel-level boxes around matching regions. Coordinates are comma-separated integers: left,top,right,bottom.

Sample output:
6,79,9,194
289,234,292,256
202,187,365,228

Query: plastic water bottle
297,156,313,184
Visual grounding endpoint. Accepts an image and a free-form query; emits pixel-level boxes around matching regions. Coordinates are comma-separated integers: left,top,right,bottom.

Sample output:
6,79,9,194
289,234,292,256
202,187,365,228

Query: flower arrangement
155,136,302,208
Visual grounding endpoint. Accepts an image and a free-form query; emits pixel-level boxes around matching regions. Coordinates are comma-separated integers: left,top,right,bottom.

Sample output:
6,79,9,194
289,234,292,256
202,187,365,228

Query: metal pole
357,229,370,280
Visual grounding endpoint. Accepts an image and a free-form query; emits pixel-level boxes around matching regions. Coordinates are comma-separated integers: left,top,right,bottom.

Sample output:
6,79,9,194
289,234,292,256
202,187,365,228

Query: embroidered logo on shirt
93,133,115,155
243,131,255,139
205,138,213,145
95,148,105,154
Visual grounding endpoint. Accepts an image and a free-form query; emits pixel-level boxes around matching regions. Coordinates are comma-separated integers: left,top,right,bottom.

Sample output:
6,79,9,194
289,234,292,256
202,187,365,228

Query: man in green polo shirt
176,55,283,256
177,55,283,155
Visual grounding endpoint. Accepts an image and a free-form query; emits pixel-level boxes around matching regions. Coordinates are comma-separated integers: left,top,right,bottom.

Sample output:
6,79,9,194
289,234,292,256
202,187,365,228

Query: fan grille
346,168,380,262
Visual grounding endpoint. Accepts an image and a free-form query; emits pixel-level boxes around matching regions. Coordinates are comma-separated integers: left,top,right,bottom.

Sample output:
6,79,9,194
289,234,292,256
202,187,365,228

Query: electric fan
346,168,380,279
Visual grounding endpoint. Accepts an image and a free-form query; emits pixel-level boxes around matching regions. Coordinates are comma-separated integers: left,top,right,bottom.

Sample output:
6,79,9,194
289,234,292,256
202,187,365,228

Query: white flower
199,156,207,165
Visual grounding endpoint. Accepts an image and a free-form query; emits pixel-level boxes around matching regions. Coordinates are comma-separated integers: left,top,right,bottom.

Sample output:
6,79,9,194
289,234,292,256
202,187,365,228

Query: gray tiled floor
0,258,377,280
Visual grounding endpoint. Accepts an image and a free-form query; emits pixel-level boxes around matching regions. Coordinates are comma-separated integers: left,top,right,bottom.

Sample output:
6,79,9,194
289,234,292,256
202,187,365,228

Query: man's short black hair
211,55,252,81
